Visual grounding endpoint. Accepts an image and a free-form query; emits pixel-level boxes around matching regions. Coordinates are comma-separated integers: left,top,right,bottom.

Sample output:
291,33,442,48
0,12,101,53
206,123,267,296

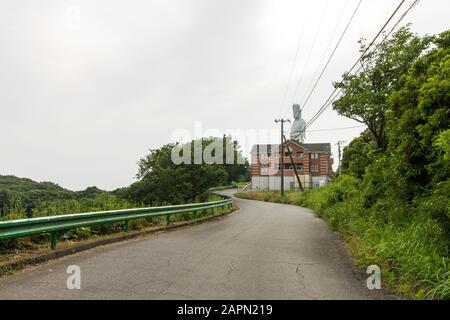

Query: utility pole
275,119,290,196
336,141,346,175
283,135,304,192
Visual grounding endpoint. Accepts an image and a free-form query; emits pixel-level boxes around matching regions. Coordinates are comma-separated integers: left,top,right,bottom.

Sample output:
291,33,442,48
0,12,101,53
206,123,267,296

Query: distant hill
0,175,106,206
0,175,72,195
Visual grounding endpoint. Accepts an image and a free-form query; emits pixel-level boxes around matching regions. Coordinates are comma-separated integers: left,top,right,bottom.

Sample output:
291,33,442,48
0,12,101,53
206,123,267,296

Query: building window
311,164,319,173
311,153,319,160
297,152,304,158
278,164,296,170
296,164,304,171
259,154,271,165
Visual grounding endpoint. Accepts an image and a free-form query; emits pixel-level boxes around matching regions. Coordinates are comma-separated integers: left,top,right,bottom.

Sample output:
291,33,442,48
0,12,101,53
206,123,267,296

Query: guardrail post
50,232,57,250
166,214,171,226
193,211,197,220
123,220,129,232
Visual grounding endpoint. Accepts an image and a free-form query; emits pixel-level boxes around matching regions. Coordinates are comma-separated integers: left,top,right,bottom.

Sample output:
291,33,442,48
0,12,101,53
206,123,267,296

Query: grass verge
236,179,450,300
0,204,237,277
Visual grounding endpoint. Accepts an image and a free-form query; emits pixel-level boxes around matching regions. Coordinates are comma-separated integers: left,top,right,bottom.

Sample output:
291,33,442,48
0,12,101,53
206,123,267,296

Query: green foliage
387,32,450,195
122,137,250,205
336,28,450,298
340,131,374,178
0,188,140,251
435,130,450,163
0,175,112,218
333,27,431,149
0,137,241,253
334,28,450,299
237,27,450,299
238,176,450,299
0,175,141,252
0,186,232,253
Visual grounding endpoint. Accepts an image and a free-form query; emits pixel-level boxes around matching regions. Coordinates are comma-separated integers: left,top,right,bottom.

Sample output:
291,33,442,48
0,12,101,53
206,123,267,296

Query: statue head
292,104,302,120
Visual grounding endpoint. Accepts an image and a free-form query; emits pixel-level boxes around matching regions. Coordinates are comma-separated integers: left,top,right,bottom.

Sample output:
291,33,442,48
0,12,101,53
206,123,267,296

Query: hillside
0,175,108,216
0,175,73,198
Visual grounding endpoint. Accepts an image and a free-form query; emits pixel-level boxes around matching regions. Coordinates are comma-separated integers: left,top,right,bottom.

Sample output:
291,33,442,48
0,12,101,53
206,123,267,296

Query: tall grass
0,193,230,254
236,176,450,299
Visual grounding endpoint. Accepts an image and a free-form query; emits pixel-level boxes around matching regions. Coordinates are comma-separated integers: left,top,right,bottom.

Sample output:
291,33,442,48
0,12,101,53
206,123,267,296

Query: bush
236,174,450,299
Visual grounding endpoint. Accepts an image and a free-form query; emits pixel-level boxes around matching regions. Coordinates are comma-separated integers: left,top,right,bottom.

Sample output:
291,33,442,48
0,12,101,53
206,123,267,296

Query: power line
304,0,420,131
306,0,421,130
280,0,330,118
384,0,421,39
340,0,407,80
299,0,351,108
300,0,363,112
304,88,342,130
306,125,366,133
284,124,366,136
277,18,307,117
286,80,341,135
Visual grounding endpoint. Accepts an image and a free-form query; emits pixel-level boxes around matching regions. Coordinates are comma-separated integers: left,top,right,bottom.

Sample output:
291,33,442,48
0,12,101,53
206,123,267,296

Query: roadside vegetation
239,27,450,299
0,192,232,257
0,136,249,254
116,136,249,205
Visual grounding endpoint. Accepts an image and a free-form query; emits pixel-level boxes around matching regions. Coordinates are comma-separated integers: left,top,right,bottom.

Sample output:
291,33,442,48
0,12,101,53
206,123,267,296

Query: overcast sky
1,0,449,190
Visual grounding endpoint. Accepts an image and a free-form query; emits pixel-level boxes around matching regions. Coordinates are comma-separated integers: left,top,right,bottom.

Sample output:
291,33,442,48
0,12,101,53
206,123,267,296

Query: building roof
251,141,331,154
298,143,332,153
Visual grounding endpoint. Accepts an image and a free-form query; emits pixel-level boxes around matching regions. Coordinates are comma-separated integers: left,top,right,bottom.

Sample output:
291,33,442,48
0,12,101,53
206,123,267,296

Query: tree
387,30,450,193
75,187,106,199
333,27,430,150
222,136,251,183
339,29,450,204
123,137,250,205
341,131,374,178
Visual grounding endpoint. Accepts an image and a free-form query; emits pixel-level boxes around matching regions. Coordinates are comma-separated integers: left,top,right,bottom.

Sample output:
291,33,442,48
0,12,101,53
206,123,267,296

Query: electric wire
277,17,307,117
302,0,420,132
279,0,330,118
300,0,363,112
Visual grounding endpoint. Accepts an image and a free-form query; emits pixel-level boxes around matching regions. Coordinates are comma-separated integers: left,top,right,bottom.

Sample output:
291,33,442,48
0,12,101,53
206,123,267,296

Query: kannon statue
290,104,306,143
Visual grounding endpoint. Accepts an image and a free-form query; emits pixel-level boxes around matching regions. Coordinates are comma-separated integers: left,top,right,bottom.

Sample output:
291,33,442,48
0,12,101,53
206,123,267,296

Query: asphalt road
0,189,392,299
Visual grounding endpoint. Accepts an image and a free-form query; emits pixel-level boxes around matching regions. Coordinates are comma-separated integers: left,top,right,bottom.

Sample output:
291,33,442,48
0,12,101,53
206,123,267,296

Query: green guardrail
0,193,233,250
208,185,235,192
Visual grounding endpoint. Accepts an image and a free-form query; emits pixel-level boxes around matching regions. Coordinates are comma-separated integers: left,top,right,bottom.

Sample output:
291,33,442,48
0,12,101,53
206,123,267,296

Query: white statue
290,104,306,143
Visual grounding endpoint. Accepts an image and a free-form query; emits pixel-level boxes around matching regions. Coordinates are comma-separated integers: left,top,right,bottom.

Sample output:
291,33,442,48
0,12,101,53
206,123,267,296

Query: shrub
236,174,450,299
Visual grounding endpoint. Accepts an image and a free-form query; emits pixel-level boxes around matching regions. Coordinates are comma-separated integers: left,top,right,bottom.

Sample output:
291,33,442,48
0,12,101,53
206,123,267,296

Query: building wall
311,176,331,189
251,175,313,191
250,141,333,190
